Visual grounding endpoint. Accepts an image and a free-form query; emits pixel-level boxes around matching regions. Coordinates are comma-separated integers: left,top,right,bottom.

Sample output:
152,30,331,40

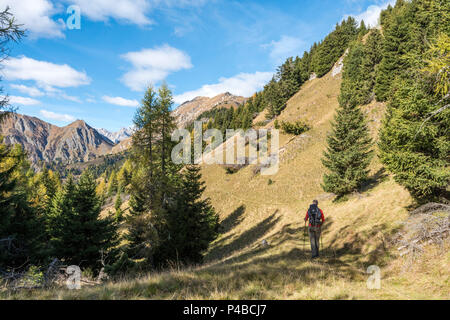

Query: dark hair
313,200,318,205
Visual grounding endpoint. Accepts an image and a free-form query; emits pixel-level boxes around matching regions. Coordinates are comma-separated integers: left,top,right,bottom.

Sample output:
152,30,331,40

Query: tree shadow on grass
219,205,246,234
213,218,336,268
359,167,389,193
206,210,281,262
322,216,403,267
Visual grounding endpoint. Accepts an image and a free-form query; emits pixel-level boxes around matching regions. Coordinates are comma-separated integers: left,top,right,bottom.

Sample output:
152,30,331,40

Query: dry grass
3,70,448,300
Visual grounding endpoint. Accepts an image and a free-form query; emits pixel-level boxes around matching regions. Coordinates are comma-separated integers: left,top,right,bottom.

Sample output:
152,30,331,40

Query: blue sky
0,0,394,131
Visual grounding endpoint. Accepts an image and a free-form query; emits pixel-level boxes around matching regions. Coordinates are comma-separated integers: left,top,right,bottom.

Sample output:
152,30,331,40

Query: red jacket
305,208,325,227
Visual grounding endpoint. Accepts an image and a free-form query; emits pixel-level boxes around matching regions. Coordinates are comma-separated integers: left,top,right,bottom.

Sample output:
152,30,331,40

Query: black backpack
308,204,322,226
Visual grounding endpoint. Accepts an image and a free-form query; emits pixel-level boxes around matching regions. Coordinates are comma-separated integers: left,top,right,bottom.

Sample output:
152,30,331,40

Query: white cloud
0,0,210,39
121,45,192,92
173,71,273,104
348,0,396,28
263,35,305,63
151,0,209,8
10,84,44,97
58,93,81,103
65,0,209,26
66,0,152,26
3,56,91,90
5,95,41,106
0,0,64,39
10,83,82,103
102,96,139,107
40,110,76,123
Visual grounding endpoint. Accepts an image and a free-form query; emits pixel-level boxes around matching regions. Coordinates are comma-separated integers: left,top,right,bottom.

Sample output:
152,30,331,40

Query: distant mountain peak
173,92,247,129
97,127,133,144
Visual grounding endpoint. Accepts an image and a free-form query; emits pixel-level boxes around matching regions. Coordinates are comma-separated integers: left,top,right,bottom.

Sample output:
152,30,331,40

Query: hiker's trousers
308,226,321,257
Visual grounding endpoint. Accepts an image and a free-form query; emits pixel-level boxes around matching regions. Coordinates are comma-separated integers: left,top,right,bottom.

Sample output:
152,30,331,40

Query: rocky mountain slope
0,113,115,165
172,92,247,129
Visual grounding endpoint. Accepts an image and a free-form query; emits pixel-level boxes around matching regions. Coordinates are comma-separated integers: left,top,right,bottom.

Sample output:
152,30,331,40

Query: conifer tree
264,78,285,119
164,165,220,265
127,84,180,269
322,43,374,197
114,184,123,221
0,10,41,268
0,140,44,267
48,172,118,272
107,170,118,197
377,0,450,203
0,7,24,123
379,78,449,203
311,17,359,77
46,175,76,260
38,166,60,214
322,104,373,197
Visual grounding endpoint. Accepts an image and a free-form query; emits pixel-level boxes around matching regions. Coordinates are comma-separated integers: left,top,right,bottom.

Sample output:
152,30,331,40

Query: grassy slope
4,68,449,300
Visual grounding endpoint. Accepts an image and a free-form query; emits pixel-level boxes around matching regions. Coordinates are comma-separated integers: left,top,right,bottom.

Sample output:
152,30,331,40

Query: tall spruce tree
379,78,449,203
164,165,219,265
377,0,450,203
322,41,374,197
127,84,180,269
264,78,285,119
126,85,219,270
46,175,77,260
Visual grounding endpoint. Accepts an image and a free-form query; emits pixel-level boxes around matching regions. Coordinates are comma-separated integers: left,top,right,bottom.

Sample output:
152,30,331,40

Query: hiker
304,200,325,258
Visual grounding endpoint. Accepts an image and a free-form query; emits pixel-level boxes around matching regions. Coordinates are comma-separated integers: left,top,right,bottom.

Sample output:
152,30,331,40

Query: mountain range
0,93,246,166
0,113,115,165
97,127,134,144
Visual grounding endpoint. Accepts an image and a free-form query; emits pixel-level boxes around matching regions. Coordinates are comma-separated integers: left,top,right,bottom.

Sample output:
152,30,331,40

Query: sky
0,0,395,132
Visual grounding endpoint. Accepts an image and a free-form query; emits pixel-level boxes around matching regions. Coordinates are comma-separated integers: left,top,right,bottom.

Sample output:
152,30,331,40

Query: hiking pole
303,221,307,252
320,228,323,257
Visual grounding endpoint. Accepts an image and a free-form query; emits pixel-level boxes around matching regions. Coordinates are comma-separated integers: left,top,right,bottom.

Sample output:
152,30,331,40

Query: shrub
280,121,310,135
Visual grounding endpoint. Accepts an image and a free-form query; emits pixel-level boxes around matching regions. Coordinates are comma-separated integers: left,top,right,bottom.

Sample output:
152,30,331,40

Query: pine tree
47,175,77,260
164,165,219,265
0,11,39,268
125,169,159,269
379,78,449,203
339,41,367,106
0,7,24,123
38,166,59,214
127,84,180,269
132,86,159,208
322,104,373,197
107,170,118,197
322,44,374,197
0,139,44,268
155,83,178,204
311,17,359,77
48,172,118,272
376,0,450,203
361,29,383,102
264,78,285,119
359,20,368,36
114,184,123,222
